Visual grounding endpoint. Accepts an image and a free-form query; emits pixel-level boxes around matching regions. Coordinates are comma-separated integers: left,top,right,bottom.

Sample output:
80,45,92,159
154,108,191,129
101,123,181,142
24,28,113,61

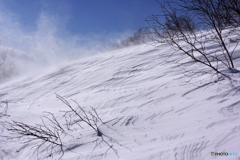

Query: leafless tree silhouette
145,0,240,76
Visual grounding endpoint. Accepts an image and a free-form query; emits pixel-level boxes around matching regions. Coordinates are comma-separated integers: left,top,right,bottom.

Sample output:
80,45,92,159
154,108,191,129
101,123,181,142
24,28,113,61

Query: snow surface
0,43,240,160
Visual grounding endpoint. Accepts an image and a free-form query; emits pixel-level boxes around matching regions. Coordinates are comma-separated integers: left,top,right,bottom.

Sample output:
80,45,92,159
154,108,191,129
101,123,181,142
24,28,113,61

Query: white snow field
0,43,240,160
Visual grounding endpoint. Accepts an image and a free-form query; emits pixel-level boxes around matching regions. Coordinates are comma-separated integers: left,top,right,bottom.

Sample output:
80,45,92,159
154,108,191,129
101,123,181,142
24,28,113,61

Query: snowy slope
0,43,240,160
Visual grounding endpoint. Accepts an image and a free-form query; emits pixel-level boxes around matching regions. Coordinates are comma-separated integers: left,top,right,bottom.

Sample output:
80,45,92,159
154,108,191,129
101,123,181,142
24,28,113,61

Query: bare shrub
0,49,8,82
114,28,148,48
56,94,103,136
56,94,120,158
218,0,240,27
0,100,9,118
0,48,17,83
0,51,7,68
6,112,64,158
0,100,10,133
6,95,121,159
145,0,240,76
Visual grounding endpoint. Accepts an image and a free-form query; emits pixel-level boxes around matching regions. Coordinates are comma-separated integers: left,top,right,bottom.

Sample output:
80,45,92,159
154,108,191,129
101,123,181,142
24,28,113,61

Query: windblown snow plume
0,8,134,83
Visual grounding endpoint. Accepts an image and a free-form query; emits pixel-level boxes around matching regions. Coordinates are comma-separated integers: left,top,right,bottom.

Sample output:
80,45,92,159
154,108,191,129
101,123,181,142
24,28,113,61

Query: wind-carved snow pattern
0,43,239,160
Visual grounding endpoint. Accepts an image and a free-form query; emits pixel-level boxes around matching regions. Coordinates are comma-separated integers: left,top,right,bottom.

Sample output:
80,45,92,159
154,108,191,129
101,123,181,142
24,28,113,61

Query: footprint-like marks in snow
219,100,240,117
215,125,240,148
182,82,213,97
121,116,139,126
136,49,159,56
106,116,139,126
160,132,185,141
173,141,209,160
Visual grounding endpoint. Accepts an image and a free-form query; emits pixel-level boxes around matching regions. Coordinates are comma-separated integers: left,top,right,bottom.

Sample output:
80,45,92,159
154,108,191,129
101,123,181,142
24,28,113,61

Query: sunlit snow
0,43,240,160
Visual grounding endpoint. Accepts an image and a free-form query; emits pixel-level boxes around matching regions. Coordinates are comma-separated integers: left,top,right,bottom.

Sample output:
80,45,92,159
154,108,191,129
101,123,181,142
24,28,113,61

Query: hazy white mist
0,6,134,83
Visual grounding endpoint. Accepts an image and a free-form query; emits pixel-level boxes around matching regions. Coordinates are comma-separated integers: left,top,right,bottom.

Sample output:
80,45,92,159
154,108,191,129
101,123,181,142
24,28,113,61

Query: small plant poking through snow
6,112,64,158
6,95,121,159
56,94,120,158
0,101,9,132
0,100,9,118
56,94,103,137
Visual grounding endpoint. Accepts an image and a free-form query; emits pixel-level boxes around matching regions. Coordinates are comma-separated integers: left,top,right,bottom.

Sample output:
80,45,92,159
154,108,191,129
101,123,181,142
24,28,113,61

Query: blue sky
0,0,162,66
1,0,160,36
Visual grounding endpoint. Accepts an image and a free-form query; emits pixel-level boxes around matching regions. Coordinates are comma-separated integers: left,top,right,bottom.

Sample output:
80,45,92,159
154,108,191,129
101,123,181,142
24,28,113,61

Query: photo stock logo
211,152,238,156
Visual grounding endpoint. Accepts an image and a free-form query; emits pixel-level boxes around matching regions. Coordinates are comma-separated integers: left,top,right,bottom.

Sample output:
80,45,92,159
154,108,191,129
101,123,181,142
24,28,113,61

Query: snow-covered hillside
0,43,240,160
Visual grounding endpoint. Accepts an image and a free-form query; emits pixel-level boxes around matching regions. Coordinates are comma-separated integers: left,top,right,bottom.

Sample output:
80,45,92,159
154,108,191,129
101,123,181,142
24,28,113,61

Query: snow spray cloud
0,4,133,83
